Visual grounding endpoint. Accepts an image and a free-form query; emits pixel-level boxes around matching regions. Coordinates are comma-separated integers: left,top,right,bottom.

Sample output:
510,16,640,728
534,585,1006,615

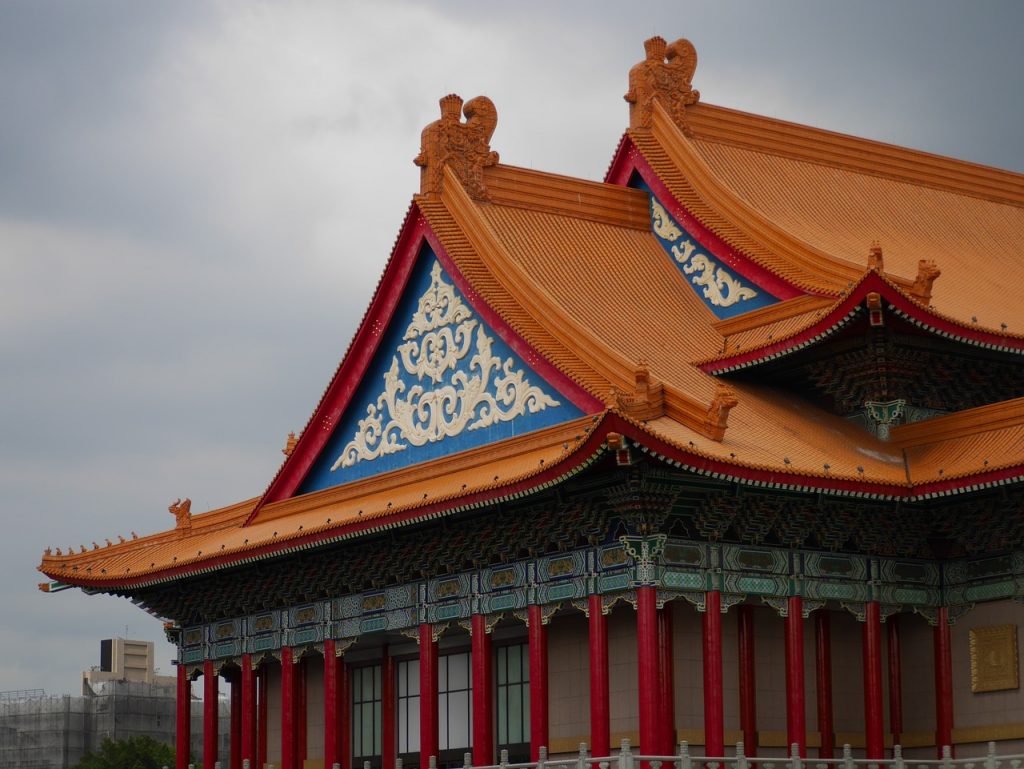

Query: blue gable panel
299,247,583,494
631,177,779,319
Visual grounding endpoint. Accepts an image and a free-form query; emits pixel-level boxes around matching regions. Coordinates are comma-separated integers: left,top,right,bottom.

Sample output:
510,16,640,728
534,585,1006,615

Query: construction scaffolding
0,680,228,769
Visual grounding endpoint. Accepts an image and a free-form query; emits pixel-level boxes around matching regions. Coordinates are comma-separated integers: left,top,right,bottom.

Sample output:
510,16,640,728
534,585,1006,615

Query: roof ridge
891,397,1024,449
712,294,836,337
688,103,1024,207
651,103,868,289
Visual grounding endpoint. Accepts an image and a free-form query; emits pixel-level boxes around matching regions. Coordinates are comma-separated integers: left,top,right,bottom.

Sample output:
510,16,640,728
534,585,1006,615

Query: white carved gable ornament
332,261,560,471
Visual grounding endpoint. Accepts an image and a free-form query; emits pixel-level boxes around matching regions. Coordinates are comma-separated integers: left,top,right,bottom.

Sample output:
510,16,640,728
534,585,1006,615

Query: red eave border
605,134,806,303
252,201,604,520
700,271,1024,374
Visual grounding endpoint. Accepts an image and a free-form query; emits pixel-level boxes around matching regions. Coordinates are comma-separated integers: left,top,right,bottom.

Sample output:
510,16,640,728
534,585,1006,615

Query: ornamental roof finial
703,382,739,442
625,36,700,131
910,259,941,305
867,242,884,273
414,93,499,201
282,431,298,457
169,497,192,533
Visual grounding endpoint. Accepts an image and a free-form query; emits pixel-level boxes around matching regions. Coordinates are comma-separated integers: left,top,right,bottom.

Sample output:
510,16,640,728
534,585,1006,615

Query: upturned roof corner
414,93,499,201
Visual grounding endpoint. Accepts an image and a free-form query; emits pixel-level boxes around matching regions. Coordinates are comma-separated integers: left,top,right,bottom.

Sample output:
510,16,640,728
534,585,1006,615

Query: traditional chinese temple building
38,35,1024,769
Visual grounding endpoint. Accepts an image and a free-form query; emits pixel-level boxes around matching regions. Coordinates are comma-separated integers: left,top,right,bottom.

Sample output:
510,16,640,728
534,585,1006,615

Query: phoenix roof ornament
415,93,499,201
625,36,700,131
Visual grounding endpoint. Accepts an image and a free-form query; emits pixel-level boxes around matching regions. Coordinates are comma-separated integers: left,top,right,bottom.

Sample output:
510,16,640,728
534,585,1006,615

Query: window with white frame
496,643,530,760
352,664,382,766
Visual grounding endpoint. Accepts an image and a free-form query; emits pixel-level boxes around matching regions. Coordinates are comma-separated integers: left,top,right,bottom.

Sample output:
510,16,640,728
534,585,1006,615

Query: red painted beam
176,664,191,769
657,606,676,754
815,612,834,759
588,594,610,757
737,605,757,756
282,647,296,769
472,615,494,765
420,624,439,763
785,597,806,757
863,602,885,760
637,586,660,758
528,605,549,760
934,607,954,758
702,591,724,759
888,616,903,746
203,660,219,769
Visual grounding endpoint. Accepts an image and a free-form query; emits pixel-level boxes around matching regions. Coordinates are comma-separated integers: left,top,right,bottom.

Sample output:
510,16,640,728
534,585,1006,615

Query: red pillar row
298,658,309,768
815,611,835,760
528,605,550,760
419,624,439,763
588,594,610,757
241,655,256,768
657,606,676,754
472,614,494,765
702,590,724,759
637,585,660,757
934,607,954,758
281,647,296,769
863,601,885,761
258,665,268,769
203,661,219,769
888,616,903,747
230,673,242,769
324,641,340,769
785,596,807,757
737,605,757,756
382,647,396,769
176,664,191,769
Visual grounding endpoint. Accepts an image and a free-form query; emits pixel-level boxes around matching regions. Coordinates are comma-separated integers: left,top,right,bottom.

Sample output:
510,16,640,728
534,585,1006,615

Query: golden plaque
970,624,1019,693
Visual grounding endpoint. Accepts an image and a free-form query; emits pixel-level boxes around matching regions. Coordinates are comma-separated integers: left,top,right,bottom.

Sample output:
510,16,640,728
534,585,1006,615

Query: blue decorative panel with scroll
299,246,583,493
640,185,779,319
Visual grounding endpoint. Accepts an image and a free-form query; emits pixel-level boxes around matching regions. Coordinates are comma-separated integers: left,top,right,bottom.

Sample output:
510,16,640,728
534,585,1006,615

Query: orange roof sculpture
39,36,1024,594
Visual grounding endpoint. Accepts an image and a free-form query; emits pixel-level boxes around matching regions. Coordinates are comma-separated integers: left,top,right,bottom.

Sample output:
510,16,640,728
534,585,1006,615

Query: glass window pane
374,666,381,698
409,659,420,696
362,703,373,753
509,684,522,743
363,668,374,700
450,690,470,747
509,646,521,683
497,646,507,684
522,685,530,742
439,694,449,750
449,652,469,690
498,688,507,745
374,703,382,754
408,694,420,751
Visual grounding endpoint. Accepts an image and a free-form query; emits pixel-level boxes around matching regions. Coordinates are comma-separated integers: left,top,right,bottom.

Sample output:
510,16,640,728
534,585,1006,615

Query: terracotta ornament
415,93,499,200
625,36,700,131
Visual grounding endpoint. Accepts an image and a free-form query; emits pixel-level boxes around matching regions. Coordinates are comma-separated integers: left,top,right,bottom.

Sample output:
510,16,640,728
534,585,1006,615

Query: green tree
72,735,177,769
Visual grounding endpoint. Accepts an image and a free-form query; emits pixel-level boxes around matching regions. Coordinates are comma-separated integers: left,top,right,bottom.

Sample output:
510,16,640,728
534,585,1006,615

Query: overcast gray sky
3,0,1023,697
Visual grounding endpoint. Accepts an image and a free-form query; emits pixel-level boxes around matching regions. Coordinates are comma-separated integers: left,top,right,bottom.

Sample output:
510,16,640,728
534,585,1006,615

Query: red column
339,658,351,769
702,591,724,758
815,612,835,760
738,605,757,756
588,594,610,757
258,664,268,769
863,602,885,761
934,607,954,758
888,616,903,747
657,606,675,754
298,657,308,768
176,664,191,769
325,641,340,769
637,586,659,757
230,672,242,769
785,597,806,757
382,647,396,769
420,624,439,764
282,647,297,769
203,661,219,769
528,605,549,760
472,615,494,765
242,656,256,768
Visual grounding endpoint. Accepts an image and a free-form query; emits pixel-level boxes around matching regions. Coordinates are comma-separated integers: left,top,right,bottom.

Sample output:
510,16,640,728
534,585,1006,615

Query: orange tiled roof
39,61,1024,589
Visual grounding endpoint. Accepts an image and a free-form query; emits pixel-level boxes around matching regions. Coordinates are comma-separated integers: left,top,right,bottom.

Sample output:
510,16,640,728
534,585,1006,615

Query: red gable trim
253,203,603,519
605,135,805,302
700,271,1024,374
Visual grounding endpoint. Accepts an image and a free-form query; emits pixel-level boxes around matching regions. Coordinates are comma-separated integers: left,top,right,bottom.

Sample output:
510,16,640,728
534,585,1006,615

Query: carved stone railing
220,739,1024,769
